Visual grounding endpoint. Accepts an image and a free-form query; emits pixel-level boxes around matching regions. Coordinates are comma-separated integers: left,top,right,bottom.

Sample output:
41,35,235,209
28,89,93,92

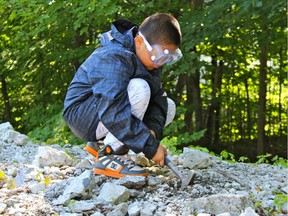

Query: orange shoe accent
85,145,99,158
93,167,148,179
106,146,112,154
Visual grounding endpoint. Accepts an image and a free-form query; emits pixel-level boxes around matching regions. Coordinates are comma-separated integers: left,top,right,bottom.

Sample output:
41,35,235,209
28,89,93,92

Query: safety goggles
139,32,182,66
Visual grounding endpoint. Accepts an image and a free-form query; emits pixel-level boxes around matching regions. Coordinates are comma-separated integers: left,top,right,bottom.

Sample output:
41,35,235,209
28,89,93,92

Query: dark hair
139,13,182,46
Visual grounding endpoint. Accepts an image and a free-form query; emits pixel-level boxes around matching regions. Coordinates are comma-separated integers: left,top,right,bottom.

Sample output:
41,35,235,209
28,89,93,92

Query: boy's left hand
151,144,167,167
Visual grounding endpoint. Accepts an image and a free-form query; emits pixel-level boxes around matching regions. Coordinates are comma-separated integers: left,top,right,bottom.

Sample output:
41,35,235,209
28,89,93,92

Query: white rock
33,146,73,167
107,203,128,216
0,202,7,214
128,204,141,216
28,182,46,194
97,183,130,205
53,170,95,205
14,134,29,146
69,200,96,213
189,194,254,216
239,207,259,216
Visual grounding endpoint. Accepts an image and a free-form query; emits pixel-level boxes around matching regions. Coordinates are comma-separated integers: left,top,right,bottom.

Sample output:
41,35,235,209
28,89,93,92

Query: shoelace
115,155,135,169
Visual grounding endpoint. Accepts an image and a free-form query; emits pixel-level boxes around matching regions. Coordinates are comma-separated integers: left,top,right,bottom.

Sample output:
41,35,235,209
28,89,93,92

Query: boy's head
135,13,182,70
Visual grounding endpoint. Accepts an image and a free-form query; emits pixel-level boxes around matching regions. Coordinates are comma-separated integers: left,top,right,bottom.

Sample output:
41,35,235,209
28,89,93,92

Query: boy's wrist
143,136,159,159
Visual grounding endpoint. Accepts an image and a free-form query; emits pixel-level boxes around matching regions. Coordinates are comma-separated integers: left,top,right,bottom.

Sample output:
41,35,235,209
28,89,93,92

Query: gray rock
182,149,212,169
90,212,105,216
147,176,164,186
28,182,46,194
140,203,157,216
0,122,13,131
33,146,73,167
115,176,146,189
14,133,29,146
0,202,7,214
107,203,128,216
189,194,254,216
97,182,130,205
53,170,96,205
128,204,141,216
75,158,93,169
187,157,212,169
239,207,259,216
69,200,96,213
282,201,288,214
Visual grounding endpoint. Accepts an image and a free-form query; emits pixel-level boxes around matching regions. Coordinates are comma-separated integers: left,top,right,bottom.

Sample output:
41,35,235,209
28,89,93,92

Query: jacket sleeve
86,49,159,159
142,70,168,141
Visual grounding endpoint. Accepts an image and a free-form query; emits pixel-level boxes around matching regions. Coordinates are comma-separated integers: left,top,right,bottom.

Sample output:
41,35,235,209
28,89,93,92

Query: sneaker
85,141,101,158
93,155,148,178
86,141,129,159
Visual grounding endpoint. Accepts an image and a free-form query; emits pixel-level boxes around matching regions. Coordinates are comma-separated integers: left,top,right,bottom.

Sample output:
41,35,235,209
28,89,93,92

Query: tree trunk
206,56,222,148
0,74,12,123
257,45,268,156
244,78,252,138
191,0,204,10
278,49,284,132
185,75,193,132
190,69,203,132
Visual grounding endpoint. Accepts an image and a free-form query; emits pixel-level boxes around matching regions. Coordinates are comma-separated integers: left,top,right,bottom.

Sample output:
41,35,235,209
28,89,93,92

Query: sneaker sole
94,168,148,178
85,145,98,158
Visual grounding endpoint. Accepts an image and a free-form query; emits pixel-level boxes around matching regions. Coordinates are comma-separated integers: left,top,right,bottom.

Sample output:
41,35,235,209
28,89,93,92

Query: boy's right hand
151,144,167,167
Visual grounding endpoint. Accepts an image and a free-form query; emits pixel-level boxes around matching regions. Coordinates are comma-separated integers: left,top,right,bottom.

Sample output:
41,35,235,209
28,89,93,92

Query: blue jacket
63,19,168,159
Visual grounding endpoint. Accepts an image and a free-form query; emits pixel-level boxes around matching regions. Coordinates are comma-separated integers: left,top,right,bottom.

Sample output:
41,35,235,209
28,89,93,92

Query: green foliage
256,154,271,164
192,146,212,154
220,150,236,163
28,111,82,146
255,154,288,168
271,155,288,168
238,156,249,163
161,136,182,155
273,193,288,212
0,0,286,161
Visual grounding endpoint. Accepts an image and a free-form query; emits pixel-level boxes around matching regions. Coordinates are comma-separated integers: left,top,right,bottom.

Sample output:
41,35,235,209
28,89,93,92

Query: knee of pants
128,78,151,114
166,98,176,126
128,78,151,99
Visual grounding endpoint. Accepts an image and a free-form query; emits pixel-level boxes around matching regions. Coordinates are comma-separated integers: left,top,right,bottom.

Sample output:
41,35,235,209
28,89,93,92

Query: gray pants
95,78,176,151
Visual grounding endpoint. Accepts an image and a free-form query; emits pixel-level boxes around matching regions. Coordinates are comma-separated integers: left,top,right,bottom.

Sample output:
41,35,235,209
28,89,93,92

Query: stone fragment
70,200,96,213
107,203,128,216
182,149,212,169
0,122,13,131
75,158,93,169
14,134,29,146
97,183,130,205
128,204,141,216
53,170,96,205
239,207,259,216
140,203,157,216
147,175,164,186
91,212,105,216
33,146,73,167
189,194,254,216
188,157,213,169
115,176,146,189
0,202,7,214
28,182,46,194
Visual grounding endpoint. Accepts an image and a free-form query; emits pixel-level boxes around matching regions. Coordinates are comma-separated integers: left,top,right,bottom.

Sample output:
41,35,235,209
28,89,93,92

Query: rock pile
0,122,287,216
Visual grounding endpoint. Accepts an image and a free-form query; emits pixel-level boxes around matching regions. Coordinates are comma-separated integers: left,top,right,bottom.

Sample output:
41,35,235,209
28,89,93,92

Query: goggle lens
139,32,182,66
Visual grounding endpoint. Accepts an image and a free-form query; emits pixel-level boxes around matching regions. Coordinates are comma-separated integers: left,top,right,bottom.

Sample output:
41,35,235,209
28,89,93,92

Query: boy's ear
134,35,142,49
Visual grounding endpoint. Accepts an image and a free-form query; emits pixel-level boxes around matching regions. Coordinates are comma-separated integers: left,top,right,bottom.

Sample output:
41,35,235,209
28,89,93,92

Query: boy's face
134,35,179,70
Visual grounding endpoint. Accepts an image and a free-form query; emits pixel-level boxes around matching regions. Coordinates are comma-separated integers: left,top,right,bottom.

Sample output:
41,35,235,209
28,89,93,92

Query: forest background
0,0,287,163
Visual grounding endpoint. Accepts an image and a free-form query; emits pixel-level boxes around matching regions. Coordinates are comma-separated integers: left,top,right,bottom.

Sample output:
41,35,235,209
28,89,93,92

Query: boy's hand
151,144,167,167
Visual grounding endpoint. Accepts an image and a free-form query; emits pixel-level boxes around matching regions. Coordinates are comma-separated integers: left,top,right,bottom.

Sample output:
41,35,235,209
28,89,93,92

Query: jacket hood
100,19,139,50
